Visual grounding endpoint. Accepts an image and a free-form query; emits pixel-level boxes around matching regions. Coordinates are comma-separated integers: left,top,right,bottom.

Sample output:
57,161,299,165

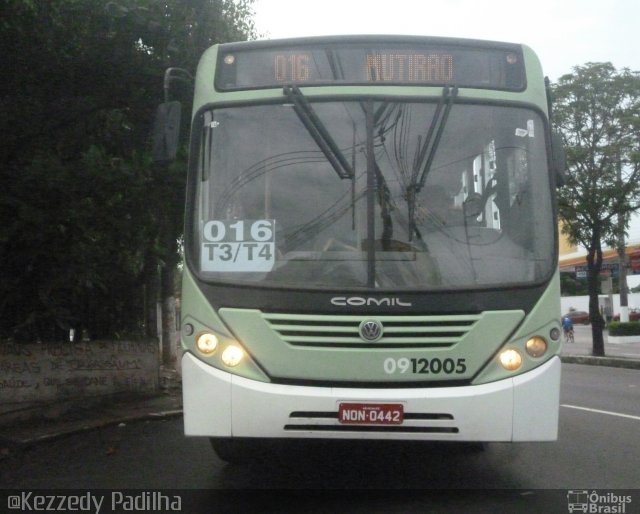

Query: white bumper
182,353,560,442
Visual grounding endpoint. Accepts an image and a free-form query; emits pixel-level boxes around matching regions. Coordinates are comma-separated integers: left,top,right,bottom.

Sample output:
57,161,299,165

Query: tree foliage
0,0,256,341
552,62,640,355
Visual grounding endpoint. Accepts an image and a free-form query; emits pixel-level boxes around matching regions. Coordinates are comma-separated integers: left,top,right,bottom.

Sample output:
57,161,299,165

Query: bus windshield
191,99,554,291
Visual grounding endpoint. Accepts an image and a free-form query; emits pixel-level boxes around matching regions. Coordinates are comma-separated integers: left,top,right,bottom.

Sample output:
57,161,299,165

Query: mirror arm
163,67,194,103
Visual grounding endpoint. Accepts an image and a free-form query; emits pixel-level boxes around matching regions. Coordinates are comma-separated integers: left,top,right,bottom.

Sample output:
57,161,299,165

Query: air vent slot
284,410,459,434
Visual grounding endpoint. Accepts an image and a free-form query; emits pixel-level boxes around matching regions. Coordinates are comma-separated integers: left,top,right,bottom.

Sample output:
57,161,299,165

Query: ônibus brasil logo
567,490,633,513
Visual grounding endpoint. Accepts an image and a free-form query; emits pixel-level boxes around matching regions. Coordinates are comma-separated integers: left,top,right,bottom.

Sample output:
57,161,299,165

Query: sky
252,0,640,255
252,0,640,82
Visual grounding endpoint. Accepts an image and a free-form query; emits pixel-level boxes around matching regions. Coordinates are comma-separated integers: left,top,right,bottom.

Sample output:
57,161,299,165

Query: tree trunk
144,260,161,340
588,291,606,356
161,263,178,368
586,239,605,356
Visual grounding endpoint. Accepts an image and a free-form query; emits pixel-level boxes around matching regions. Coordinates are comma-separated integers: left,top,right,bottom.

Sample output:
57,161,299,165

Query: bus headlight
526,336,547,357
221,345,244,367
196,332,219,354
498,349,522,371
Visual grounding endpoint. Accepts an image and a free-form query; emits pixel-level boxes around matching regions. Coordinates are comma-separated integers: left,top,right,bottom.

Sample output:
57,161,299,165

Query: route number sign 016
201,219,275,272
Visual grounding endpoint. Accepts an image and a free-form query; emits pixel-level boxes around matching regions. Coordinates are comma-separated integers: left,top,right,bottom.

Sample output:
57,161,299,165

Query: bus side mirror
551,132,567,187
152,101,182,163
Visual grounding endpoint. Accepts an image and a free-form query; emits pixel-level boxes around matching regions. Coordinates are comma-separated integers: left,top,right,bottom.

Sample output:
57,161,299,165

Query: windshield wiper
283,85,354,179
408,85,458,240
414,85,458,191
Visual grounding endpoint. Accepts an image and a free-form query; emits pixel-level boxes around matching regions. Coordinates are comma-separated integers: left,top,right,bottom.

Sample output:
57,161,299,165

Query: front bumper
182,352,560,442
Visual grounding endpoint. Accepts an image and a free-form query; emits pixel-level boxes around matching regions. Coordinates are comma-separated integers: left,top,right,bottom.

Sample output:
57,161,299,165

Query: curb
0,407,183,449
561,355,640,370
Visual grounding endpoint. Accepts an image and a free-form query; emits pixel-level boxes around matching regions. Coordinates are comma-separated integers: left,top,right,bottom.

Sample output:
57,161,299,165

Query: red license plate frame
338,402,404,425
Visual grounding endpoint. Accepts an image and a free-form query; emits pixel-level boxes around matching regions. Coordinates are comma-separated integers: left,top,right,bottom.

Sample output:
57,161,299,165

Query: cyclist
562,315,574,343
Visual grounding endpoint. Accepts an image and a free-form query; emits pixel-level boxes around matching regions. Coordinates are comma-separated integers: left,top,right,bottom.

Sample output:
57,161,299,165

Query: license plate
338,403,404,425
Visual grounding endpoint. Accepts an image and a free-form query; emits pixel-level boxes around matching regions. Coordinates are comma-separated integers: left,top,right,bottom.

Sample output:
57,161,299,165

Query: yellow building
558,224,640,275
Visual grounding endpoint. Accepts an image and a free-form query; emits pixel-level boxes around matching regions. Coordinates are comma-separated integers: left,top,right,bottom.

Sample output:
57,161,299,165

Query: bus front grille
262,313,480,349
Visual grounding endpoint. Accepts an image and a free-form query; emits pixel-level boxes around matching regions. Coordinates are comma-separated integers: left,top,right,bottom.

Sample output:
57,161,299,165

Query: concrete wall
561,293,640,316
0,341,159,415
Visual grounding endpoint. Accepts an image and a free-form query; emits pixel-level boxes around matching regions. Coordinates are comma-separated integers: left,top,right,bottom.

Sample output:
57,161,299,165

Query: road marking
561,404,640,421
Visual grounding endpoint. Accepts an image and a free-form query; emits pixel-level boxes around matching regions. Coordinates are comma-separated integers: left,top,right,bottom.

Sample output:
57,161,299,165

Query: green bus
154,35,566,462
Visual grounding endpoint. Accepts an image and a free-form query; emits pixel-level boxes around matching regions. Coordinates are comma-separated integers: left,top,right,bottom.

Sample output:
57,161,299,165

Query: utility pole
618,217,629,322
617,153,629,322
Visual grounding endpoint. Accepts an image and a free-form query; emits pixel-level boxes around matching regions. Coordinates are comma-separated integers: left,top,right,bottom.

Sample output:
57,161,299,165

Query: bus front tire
210,438,256,464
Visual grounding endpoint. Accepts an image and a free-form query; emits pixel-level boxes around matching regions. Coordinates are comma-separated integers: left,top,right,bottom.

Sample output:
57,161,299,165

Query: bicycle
564,327,574,343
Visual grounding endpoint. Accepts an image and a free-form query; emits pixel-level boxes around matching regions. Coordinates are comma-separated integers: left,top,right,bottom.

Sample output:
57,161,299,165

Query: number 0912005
383,357,467,375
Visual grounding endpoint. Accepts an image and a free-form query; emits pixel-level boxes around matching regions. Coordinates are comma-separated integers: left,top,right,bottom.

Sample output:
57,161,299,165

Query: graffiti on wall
0,341,159,403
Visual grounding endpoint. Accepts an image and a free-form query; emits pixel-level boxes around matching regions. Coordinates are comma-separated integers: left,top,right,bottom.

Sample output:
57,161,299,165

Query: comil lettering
366,53,454,82
331,297,412,307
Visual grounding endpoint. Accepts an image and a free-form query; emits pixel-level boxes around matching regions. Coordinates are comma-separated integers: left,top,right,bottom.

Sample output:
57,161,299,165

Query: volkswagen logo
359,319,384,342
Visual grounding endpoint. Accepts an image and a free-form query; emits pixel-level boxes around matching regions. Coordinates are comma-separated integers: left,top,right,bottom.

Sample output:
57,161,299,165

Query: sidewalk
560,324,640,369
0,368,183,449
1,335,637,450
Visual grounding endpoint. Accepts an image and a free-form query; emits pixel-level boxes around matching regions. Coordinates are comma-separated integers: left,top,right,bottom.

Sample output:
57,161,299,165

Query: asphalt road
1,363,639,513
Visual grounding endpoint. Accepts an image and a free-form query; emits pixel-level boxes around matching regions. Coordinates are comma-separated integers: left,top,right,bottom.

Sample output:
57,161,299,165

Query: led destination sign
271,52,454,83
216,41,525,91
365,53,453,82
